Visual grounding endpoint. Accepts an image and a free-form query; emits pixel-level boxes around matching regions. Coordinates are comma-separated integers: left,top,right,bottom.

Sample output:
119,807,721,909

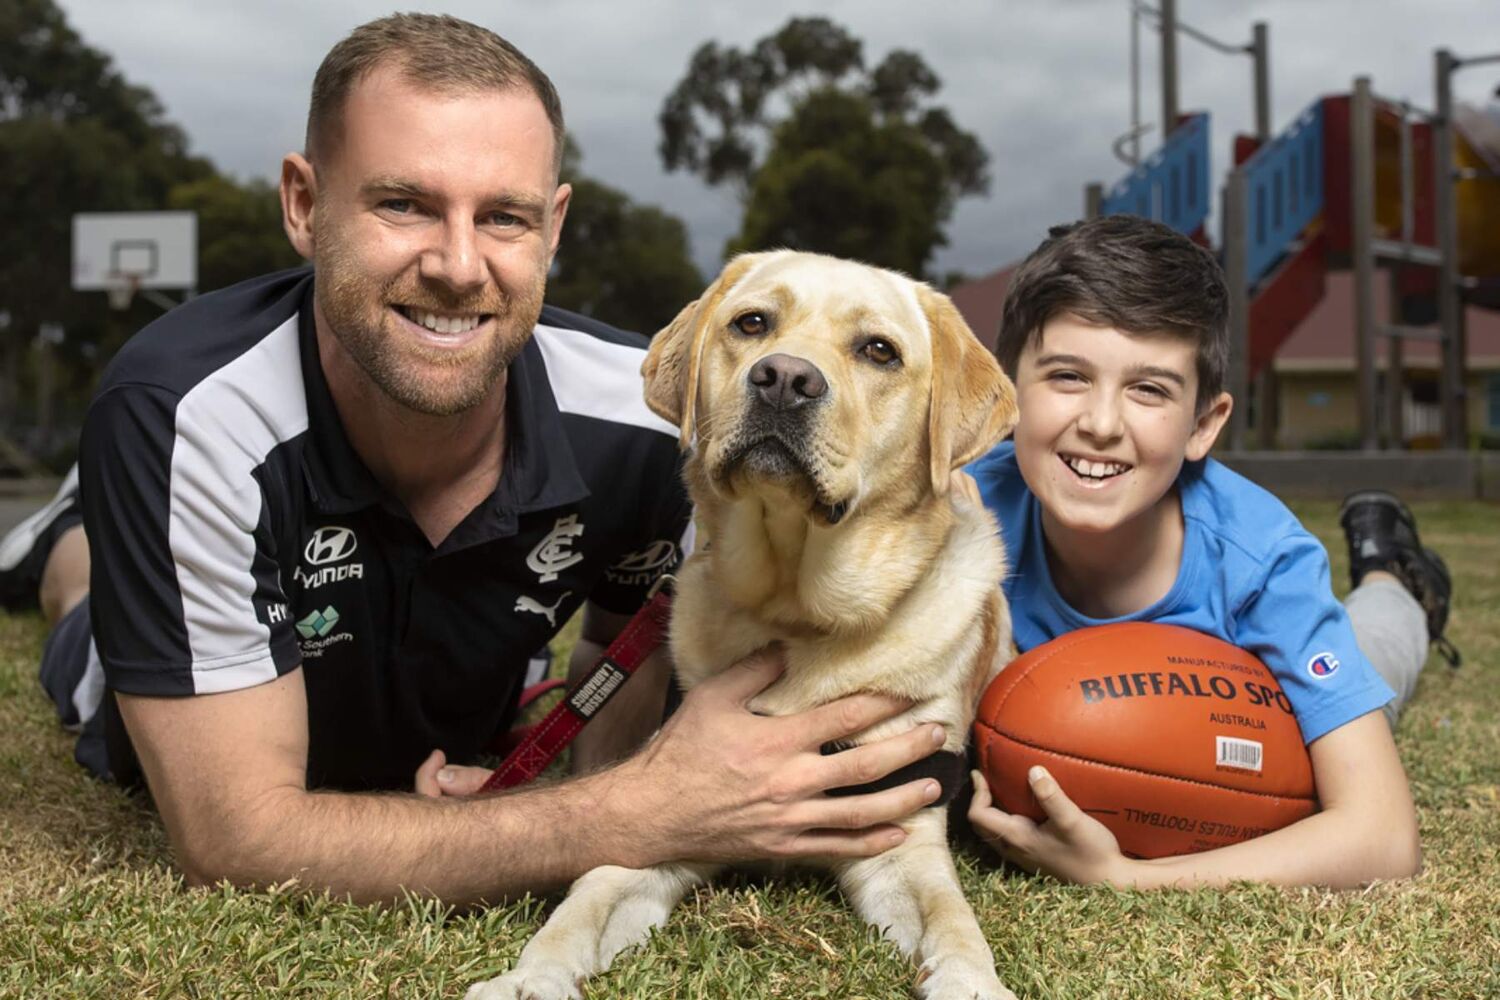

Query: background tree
167,177,302,294
545,139,703,335
0,0,703,467
658,17,988,279
0,0,296,463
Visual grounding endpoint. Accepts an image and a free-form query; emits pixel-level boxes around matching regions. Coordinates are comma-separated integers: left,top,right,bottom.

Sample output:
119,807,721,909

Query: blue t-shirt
968,441,1394,744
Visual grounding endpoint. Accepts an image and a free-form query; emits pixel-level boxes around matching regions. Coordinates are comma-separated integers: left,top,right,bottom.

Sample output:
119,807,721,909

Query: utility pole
1351,77,1380,452
1250,21,1275,447
1160,0,1179,133
1434,49,1467,449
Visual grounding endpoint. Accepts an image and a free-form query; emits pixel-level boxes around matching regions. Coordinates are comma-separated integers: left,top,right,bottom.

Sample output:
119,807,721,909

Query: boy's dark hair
995,215,1229,411
306,13,565,173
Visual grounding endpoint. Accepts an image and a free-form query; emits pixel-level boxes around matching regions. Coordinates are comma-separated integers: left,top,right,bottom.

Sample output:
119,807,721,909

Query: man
5,14,945,903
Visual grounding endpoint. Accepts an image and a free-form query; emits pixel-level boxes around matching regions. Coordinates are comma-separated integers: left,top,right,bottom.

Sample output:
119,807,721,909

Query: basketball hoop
106,274,140,311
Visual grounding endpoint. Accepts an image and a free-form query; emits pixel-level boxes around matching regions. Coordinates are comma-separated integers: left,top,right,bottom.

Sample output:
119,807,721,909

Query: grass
2,500,1497,998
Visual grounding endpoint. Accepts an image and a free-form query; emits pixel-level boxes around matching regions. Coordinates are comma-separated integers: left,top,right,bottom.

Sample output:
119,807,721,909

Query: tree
0,0,296,457
546,140,703,336
168,176,303,294
0,0,214,437
658,17,988,278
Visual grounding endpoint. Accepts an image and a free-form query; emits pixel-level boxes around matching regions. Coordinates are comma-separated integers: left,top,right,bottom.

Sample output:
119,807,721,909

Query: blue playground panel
1100,113,1211,236
1242,101,1325,288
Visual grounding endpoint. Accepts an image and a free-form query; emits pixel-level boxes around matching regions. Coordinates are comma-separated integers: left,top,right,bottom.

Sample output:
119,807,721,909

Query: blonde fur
470,251,1020,1000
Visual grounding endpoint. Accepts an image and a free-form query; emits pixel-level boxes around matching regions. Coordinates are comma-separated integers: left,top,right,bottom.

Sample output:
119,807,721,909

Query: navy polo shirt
79,269,690,789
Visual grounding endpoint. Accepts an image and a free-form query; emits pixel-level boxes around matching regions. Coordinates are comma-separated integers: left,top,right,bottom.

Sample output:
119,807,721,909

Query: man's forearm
217,765,657,905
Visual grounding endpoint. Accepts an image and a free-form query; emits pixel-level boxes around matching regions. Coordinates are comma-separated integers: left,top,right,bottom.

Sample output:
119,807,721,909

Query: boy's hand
968,766,1132,885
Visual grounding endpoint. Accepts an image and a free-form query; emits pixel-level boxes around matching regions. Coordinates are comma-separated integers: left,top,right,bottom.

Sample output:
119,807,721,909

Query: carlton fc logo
1307,651,1341,679
304,526,357,566
528,515,586,583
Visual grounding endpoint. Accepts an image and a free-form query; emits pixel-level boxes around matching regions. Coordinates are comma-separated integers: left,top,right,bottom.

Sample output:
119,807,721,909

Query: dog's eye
732,312,769,336
860,339,900,366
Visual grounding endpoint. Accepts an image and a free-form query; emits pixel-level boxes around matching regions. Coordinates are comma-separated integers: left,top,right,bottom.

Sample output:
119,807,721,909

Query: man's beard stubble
315,222,545,418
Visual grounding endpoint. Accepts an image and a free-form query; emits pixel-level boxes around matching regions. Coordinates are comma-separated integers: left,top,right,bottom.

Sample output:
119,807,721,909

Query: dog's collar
815,498,848,525
821,741,968,806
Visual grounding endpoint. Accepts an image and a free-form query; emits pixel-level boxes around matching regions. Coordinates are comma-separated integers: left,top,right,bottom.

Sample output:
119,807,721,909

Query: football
973,622,1317,859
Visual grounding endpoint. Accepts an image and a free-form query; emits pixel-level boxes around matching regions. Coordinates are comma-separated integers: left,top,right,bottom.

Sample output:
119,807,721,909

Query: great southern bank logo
295,605,353,660
1307,651,1341,679
296,605,341,639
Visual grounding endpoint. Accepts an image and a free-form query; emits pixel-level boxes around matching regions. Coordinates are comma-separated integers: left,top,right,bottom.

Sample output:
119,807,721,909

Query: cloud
57,0,1500,278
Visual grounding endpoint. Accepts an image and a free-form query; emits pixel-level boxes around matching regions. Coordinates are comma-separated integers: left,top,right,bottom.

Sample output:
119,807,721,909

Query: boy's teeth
1067,456,1127,479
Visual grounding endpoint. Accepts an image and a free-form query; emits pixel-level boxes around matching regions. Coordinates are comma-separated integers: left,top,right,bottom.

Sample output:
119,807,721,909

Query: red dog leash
480,583,674,792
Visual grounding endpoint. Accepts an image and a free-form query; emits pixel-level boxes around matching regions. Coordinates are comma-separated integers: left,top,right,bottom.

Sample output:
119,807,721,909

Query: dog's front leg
837,812,1015,1000
466,862,717,1000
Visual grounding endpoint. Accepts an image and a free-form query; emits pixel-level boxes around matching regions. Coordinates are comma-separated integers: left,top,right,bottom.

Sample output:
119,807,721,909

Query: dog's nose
748,353,827,409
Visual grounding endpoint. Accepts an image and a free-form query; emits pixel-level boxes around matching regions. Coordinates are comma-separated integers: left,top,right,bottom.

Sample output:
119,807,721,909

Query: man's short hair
995,215,1229,411
306,13,565,173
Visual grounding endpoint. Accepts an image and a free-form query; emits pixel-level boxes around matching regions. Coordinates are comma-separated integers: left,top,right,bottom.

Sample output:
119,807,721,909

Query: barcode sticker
1216,736,1263,772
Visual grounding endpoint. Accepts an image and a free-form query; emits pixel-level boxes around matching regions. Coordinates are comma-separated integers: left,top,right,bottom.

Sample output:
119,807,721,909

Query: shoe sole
1338,489,1415,530
0,465,80,572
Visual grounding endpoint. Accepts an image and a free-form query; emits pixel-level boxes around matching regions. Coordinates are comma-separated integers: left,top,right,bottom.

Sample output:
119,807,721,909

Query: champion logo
1307,651,1341,679
304,526,358,566
527,515,586,583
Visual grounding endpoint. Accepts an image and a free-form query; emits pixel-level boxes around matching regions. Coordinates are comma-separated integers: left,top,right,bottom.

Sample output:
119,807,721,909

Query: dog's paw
464,967,581,1000
914,957,1018,1000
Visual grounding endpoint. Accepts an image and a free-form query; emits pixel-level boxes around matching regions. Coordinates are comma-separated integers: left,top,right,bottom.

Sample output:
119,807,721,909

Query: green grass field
2,500,1496,998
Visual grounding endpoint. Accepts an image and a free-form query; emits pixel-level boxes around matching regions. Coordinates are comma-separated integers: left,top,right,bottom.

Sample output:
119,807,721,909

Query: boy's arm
969,709,1421,889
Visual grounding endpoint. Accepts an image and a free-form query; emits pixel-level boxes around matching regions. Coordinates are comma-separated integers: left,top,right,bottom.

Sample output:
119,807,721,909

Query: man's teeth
408,310,482,334
1065,456,1129,479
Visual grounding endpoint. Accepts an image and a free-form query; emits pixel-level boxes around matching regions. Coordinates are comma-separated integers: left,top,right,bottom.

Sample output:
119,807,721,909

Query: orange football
973,622,1317,859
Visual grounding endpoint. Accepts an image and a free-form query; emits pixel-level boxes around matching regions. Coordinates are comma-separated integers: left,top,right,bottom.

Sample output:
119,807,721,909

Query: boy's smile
1013,312,1231,561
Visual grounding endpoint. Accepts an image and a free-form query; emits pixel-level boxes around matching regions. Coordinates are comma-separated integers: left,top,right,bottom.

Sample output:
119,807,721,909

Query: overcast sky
57,0,1500,283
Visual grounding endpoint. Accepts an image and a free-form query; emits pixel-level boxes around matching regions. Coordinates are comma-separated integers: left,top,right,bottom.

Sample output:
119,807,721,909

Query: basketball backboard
72,211,197,292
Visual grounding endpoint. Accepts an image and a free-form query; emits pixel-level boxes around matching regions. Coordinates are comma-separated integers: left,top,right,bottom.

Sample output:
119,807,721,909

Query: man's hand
609,647,948,867
414,749,492,798
968,766,1128,885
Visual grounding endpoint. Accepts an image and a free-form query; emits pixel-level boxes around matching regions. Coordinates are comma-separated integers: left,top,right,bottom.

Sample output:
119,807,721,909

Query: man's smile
390,304,494,346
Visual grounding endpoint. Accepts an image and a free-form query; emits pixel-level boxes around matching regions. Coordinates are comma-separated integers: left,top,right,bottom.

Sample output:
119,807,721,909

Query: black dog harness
822,741,969,806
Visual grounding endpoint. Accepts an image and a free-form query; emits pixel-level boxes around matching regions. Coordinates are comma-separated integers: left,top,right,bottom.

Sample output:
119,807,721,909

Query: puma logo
514,590,571,628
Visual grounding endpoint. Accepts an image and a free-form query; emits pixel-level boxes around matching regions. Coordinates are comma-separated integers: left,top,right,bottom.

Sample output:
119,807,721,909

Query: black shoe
0,465,82,611
1338,490,1460,666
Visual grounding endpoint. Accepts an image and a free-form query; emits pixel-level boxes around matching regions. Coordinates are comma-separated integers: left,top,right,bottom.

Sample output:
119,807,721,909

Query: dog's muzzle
720,353,848,524
748,353,827,411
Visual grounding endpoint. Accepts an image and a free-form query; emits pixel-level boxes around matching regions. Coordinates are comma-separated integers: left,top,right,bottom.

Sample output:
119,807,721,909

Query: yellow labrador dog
469,251,1019,1000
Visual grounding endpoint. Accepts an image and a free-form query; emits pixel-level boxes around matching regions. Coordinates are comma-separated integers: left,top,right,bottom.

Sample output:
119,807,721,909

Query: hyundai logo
304,526,358,566
611,540,679,573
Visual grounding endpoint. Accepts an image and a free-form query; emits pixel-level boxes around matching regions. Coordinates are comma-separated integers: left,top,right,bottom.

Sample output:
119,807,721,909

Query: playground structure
1085,3,1500,453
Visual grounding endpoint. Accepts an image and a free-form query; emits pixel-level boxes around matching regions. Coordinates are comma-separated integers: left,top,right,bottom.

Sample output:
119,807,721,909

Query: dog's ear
642,298,705,447
921,284,1018,495
642,253,764,448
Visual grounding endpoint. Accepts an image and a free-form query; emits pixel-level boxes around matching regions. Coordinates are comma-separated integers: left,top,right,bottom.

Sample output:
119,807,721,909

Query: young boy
965,215,1457,889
